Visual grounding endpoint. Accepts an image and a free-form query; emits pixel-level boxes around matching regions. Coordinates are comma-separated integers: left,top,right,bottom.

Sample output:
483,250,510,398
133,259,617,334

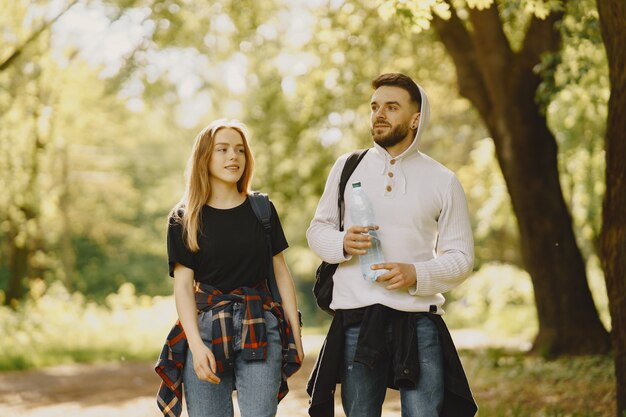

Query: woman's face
208,128,246,187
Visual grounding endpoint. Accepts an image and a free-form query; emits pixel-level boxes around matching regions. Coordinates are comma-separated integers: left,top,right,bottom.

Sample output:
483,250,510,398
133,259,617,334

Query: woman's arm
273,252,305,362
173,263,220,384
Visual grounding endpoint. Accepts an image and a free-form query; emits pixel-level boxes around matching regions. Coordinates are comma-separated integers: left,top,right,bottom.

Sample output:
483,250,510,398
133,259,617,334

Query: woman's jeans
341,315,444,417
183,302,282,417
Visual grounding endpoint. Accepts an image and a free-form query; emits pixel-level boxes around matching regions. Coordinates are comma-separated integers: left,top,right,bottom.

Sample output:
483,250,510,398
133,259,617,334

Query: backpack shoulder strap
249,192,281,303
338,148,369,231
249,191,271,233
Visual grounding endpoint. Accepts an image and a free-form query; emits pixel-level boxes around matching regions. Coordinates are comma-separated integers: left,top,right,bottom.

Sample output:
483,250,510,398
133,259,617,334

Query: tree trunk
4,82,46,304
433,1,610,355
6,235,29,305
59,143,75,290
597,0,626,414
488,78,610,356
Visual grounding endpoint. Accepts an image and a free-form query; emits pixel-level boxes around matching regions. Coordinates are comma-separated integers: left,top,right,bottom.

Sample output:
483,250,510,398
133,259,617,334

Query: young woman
156,119,304,417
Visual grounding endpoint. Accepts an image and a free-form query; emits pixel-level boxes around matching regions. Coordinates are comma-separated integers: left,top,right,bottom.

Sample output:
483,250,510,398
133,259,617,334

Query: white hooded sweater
306,85,474,313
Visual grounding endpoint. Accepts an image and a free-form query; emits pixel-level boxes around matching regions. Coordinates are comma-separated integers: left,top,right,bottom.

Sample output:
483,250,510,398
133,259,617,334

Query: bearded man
306,73,478,417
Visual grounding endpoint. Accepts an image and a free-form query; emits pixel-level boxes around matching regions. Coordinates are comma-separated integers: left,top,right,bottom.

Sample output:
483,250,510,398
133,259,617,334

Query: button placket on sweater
384,159,397,196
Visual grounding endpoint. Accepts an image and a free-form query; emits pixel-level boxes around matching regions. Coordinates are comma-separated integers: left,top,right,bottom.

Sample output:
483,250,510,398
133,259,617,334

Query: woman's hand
296,336,305,363
189,341,221,384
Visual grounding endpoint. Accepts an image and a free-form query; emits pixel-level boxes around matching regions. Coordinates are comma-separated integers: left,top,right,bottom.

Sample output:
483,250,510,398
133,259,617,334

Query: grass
461,348,616,417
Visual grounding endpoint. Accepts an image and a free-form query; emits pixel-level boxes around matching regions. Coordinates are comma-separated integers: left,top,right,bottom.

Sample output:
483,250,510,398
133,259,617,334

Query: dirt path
0,331,503,417
0,334,404,417
0,357,349,417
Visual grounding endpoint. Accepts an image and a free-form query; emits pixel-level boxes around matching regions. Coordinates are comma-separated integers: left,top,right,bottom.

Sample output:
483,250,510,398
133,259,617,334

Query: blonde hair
170,119,255,251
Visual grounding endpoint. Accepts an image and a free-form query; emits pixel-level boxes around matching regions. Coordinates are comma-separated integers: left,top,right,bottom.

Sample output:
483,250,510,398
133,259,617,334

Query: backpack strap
249,191,281,303
338,149,369,231
250,191,272,233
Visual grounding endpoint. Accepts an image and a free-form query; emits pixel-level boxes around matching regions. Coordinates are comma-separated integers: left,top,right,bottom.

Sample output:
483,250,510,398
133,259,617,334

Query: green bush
445,263,538,342
444,260,611,346
0,280,176,371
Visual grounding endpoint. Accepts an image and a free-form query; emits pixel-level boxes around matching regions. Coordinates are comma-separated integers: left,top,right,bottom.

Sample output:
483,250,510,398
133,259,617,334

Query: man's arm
411,175,474,295
306,154,354,264
374,175,474,295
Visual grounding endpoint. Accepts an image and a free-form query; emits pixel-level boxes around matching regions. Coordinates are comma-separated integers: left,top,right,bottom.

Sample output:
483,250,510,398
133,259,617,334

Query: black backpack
313,149,369,315
249,192,281,304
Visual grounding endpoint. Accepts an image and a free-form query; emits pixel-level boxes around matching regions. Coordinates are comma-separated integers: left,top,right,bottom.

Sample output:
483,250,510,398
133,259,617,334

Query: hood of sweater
371,84,431,195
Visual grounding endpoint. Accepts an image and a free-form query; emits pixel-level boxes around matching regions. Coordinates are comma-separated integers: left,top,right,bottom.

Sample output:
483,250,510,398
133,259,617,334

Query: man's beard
371,121,411,148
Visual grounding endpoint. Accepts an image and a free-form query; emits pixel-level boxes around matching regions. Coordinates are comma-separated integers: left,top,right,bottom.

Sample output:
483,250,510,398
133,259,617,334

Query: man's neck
384,135,415,158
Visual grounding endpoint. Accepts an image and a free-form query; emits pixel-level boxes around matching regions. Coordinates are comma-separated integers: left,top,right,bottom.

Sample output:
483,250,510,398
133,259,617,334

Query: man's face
370,86,420,150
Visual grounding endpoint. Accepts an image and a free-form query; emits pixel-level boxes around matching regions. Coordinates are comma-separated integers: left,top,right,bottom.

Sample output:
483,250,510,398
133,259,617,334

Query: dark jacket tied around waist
306,304,477,417
155,282,301,417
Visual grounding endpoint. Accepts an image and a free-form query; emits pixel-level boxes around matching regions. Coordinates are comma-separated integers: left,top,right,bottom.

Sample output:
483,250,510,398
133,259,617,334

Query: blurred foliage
0,0,609,331
546,0,608,261
445,260,611,339
445,263,538,341
457,140,521,268
0,279,175,370
0,0,190,300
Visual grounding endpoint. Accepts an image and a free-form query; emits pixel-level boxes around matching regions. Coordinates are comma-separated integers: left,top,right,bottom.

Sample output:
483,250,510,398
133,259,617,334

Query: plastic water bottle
349,182,385,281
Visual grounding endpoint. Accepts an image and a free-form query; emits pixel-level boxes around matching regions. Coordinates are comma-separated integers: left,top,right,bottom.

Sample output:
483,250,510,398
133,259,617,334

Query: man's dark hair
372,73,422,109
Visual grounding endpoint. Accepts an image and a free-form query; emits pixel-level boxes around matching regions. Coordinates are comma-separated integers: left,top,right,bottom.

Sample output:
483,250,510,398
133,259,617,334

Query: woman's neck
206,183,246,209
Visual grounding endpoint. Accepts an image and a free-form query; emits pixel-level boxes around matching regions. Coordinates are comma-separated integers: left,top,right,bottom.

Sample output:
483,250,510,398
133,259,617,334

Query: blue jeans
183,303,282,417
341,315,444,417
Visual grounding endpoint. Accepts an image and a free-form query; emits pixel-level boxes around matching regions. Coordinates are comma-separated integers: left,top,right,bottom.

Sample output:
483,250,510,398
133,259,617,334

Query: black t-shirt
167,197,289,292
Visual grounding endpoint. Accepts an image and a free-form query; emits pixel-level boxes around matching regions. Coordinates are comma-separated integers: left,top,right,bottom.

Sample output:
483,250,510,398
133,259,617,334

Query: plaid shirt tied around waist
155,282,301,417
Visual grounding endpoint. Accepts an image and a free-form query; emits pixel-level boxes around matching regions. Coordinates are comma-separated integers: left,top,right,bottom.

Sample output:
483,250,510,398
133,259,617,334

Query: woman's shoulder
168,205,186,226
248,191,279,210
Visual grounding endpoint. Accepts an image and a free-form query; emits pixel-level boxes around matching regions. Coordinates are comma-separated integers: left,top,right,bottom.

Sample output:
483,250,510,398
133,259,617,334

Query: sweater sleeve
410,175,474,296
306,154,353,264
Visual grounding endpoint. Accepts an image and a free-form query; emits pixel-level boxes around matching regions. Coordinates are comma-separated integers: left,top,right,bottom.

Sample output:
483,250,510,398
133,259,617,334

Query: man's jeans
183,303,282,417
341,314,444,417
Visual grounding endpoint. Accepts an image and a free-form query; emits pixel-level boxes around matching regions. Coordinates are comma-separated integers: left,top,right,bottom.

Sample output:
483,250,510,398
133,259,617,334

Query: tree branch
431,1,492,119
517,5,567,73
467,2,514,85
0,0,81,72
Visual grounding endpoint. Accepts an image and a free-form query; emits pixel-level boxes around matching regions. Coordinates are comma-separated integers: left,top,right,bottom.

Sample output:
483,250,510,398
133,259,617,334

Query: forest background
1,0,625,416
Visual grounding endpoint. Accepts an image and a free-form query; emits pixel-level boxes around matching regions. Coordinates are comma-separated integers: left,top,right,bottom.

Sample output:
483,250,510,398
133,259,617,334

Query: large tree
380,0,610,355
597,0,626,413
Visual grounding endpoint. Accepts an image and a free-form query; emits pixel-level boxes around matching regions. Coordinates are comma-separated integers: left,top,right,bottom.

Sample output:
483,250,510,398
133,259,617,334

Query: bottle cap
352,182,362,188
